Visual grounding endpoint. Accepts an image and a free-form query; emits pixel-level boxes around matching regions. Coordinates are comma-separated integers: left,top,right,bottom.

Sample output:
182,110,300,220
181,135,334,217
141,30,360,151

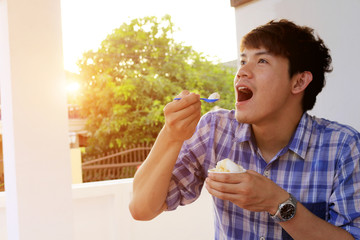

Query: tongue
238,89,253,101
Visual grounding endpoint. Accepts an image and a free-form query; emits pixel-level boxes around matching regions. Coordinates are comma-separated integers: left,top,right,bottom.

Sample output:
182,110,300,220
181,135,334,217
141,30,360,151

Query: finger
206,182,268,212
176,90,190,98
205,180,239,202
185,113,201,130
165,100,201,123
164,102,201,137
184,103,201,125
169,109,200,131
205,177,241,194
207,172,247,184
164,98,200,120
171,93,200,109
206,178,262,210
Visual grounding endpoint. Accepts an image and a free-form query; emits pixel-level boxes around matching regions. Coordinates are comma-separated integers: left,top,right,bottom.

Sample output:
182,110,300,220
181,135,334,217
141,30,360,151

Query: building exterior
232,0,360,132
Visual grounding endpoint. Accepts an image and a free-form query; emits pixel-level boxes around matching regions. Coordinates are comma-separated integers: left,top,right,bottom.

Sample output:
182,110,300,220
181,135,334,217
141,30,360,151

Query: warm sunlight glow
61,0,237,73
67,82,80,93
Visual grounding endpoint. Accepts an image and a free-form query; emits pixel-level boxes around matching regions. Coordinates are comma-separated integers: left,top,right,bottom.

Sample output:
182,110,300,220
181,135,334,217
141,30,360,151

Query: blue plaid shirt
166,109,360,240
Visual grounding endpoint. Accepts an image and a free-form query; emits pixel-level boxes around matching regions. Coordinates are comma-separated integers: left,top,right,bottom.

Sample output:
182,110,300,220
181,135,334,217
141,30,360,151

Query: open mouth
237,87,253,102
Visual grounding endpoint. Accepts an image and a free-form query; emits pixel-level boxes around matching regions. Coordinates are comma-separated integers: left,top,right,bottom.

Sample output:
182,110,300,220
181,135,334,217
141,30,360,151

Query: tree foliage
77,15,236,153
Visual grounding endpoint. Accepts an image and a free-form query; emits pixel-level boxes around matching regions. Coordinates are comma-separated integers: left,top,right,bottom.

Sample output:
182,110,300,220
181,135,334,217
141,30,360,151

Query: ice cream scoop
208,158,246,173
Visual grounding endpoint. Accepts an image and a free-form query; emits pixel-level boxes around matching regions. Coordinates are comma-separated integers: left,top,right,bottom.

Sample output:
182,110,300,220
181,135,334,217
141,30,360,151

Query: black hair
240,19,333,111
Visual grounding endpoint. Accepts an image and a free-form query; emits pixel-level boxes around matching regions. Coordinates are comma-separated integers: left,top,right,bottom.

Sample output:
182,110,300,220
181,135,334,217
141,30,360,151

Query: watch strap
270,193,297,222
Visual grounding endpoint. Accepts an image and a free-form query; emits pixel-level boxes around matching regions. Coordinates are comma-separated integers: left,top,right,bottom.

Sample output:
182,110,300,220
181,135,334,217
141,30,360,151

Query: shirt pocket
281,202,327,240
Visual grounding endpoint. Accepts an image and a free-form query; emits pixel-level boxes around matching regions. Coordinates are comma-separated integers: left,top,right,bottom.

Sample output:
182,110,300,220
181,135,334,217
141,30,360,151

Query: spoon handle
200,98,219,102
173,97,219,103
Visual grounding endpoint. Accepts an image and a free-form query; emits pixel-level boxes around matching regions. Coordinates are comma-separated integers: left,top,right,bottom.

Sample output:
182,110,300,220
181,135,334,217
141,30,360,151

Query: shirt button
260,237,265,240
264,170,270,177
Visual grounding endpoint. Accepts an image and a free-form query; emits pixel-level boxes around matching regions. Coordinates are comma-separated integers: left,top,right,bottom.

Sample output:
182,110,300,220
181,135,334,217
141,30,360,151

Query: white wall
0,194,6,239
234,0,360,131
0,179,214,240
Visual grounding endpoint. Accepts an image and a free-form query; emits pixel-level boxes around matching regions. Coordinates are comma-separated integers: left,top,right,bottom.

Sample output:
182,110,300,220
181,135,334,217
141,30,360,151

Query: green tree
78,15,236,154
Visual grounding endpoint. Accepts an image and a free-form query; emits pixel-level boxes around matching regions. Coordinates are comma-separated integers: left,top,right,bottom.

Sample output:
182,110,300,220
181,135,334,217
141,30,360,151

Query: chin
235,109,251,124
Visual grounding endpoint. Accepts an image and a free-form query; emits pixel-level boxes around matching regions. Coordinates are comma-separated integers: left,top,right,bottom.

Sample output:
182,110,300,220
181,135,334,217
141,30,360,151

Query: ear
291,71,313,94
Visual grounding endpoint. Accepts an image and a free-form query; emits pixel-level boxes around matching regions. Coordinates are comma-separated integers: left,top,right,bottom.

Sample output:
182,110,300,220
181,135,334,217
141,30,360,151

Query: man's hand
205,170,289,214
163,90,202,142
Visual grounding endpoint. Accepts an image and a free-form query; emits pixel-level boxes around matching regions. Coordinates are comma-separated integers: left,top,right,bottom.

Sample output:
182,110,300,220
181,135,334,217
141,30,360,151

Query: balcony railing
82,143,152,182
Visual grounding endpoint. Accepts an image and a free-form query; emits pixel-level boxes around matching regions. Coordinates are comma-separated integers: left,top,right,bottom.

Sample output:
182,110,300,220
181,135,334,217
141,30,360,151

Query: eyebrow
240,51,273,57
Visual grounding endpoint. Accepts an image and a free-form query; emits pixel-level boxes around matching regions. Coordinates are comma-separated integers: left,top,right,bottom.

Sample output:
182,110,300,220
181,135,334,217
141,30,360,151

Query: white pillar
0,0,74,239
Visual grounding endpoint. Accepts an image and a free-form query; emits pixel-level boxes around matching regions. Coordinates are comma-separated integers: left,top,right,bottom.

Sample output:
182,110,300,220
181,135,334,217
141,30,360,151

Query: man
129,19,360,240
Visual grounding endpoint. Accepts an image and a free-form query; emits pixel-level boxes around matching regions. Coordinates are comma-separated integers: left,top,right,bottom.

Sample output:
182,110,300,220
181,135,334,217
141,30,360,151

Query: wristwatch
270,193,297,222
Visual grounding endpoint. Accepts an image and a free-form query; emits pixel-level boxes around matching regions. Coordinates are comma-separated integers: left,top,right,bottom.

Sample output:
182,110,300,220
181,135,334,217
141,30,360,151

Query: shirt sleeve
165,113,213,211
328,133,360,239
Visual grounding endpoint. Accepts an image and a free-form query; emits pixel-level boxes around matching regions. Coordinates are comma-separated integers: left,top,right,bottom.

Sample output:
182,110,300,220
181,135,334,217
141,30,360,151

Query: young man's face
234,47,295,125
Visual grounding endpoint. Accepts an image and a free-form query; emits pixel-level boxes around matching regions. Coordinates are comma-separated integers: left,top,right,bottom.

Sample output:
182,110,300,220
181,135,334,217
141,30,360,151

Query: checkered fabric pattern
166,109,360,240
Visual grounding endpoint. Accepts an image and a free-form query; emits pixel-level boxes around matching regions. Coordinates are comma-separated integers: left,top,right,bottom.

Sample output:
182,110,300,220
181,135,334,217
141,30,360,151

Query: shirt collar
233,113,313,160
288,112,313,160
233,121,253,143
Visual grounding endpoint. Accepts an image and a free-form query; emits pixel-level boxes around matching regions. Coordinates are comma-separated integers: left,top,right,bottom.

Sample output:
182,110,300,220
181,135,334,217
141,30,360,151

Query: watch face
280,204,296,220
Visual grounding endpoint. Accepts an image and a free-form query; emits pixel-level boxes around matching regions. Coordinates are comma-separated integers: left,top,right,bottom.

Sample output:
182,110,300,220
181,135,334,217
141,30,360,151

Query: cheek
261,72,291,93
256,80,291,107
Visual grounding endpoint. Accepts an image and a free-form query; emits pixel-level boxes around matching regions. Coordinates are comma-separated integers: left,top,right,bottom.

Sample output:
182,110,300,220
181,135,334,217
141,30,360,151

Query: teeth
238,86,248,91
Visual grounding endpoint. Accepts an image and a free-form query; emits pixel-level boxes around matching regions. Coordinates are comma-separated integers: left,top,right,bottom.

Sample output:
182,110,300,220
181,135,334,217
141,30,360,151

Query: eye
240,60,246,66
258,58,268,64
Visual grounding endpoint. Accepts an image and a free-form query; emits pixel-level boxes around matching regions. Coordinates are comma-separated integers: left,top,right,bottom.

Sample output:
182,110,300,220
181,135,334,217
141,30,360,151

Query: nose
234,64,252,83
238,63,253,78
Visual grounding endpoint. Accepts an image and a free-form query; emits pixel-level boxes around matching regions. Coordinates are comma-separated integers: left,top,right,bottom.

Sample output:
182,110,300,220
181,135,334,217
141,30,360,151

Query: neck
252,110,304,163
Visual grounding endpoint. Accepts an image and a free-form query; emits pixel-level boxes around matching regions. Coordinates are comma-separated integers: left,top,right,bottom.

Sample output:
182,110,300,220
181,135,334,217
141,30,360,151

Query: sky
60,0,238,73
